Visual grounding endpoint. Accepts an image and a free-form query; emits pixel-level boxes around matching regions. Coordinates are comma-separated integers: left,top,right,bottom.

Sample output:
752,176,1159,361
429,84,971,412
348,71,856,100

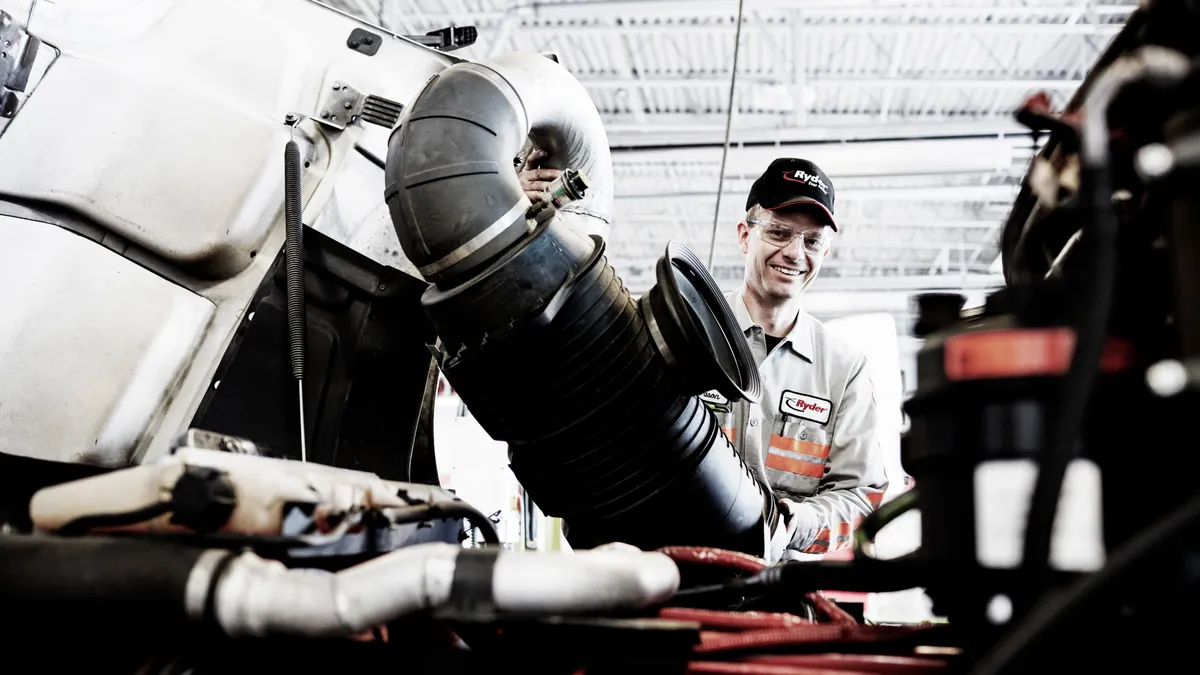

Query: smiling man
706,158,889,562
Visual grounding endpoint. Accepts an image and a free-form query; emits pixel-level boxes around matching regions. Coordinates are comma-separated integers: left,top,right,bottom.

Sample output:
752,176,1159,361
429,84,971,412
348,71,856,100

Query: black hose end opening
640,242,761,404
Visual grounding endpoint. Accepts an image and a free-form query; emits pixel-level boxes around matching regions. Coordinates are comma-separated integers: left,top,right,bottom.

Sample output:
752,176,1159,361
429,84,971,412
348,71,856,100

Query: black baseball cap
744,158,837,231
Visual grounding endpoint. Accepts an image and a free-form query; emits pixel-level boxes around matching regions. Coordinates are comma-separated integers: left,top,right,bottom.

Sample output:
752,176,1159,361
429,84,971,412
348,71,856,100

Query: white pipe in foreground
206,542,680,637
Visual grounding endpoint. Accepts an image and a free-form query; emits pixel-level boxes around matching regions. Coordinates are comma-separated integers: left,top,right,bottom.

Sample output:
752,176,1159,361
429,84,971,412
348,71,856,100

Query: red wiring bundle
650,547,948,675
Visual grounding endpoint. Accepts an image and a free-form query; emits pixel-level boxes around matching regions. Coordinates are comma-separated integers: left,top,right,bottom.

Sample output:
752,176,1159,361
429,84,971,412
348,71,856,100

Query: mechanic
703,157,889,562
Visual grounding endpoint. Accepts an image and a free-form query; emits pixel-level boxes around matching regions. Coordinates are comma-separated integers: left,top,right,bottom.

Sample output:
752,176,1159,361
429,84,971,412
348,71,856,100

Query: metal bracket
346,27,381,56
1,8,55,139
1,10,40,98
314,81,404,131
403,25,478,53
315,81,363,130
170,429,263,455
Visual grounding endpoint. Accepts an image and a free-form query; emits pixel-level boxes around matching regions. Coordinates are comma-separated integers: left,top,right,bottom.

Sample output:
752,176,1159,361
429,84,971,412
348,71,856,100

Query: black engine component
897,5,1200,671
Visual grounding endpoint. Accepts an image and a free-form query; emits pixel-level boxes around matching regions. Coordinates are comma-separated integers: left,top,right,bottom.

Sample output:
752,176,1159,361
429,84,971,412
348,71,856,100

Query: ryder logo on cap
783,170,829,195
744,157,839,232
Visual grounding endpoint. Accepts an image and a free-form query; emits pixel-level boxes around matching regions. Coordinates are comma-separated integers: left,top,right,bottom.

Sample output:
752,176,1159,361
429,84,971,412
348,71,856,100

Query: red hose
687,660,877,675
687,654,947,675
658,546,767,574
805,591,858,626
696,625,925,655
660,607,813,630
696,626,849,653
577,547,948,674
748,654,948,673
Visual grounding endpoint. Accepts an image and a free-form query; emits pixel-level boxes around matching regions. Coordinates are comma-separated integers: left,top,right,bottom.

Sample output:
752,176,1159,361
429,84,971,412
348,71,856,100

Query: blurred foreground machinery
3,0,1200,673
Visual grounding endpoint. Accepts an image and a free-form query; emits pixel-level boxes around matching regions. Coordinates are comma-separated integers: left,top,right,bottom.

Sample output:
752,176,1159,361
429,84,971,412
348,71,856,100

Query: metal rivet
343,101,352,109
321,111,331,119
349,40,359,48
378,283,387,291
363,36,374,44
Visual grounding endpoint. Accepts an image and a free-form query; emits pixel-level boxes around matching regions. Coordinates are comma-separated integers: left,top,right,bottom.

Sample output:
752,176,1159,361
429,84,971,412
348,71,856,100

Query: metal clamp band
639,293,678,368
418,199,529,277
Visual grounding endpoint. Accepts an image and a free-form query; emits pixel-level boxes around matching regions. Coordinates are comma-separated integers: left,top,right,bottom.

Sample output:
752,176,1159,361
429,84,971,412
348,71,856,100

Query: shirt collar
731,286,815,362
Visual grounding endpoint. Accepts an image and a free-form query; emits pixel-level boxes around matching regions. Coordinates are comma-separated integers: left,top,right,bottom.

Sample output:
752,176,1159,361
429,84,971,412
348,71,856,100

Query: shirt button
749,419,757,427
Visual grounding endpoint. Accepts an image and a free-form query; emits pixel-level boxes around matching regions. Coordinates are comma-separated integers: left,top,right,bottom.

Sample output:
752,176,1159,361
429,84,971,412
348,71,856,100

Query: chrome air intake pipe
385,53,777,556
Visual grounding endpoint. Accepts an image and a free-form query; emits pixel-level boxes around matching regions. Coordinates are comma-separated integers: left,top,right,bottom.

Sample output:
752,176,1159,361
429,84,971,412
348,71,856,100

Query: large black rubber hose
385,59,774,555
284,139,306,381
423,221,768,553
0,534,208,629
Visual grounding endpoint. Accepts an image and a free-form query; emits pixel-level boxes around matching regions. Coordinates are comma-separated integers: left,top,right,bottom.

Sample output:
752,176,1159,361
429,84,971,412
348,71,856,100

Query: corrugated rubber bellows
639,242,762,404
429,231,772,554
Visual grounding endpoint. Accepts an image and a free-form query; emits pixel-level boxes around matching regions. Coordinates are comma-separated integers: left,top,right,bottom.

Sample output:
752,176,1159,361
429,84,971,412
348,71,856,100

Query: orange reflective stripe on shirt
769,434,831,459
766,434,829,478
801,521,855,554
722,427,737,442
766,448,825,478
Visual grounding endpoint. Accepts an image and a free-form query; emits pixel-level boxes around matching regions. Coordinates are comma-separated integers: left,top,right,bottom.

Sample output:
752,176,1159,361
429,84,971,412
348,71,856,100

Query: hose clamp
184,549,240,624
418,199,530,277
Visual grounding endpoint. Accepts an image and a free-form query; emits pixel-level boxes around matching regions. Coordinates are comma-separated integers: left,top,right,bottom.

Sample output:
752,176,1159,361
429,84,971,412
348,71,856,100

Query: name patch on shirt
780,390,832,425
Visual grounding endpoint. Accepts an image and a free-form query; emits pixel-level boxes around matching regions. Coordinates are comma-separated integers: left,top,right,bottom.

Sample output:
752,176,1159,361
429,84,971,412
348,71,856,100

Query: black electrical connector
169,466,236,534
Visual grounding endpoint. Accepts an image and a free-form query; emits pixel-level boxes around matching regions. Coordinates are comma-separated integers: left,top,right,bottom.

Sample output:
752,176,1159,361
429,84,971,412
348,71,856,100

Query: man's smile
770,263,803,277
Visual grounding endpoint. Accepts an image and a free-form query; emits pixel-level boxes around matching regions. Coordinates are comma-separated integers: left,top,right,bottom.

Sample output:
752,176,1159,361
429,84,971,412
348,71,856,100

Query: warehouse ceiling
323,0,1130,331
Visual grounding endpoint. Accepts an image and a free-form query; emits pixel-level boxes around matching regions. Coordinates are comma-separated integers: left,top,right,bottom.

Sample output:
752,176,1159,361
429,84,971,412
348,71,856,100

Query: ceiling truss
323,0,1129,325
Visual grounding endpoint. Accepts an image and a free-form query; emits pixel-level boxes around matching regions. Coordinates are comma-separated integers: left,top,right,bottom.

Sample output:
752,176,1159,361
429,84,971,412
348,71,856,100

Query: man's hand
518,148,561,203
767,498,801,562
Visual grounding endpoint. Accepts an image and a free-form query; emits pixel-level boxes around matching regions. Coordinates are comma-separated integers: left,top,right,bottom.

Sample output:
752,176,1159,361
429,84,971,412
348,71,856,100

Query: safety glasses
748,220,830,255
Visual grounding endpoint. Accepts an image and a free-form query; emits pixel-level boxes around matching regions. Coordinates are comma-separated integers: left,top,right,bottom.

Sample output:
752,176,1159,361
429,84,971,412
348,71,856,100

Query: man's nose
781,237,804,260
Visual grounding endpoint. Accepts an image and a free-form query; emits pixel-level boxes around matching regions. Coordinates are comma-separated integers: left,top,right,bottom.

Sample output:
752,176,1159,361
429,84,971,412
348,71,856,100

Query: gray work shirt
701,287,889,560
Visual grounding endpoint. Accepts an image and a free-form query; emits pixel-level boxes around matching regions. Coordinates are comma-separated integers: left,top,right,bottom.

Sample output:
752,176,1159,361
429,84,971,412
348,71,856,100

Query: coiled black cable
283,140,306,382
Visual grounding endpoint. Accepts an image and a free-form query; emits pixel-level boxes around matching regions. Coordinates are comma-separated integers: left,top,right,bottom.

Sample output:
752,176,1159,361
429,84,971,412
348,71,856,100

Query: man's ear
736,221,751,255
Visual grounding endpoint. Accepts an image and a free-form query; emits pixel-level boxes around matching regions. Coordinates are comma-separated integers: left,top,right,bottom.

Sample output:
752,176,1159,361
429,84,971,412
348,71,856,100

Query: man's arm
783,355,889,555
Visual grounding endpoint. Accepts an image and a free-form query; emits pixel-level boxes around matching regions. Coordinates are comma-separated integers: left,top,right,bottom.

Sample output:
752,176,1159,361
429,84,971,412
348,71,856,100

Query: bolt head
349,40,359,48
321,111,331,119
343,101,352,109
